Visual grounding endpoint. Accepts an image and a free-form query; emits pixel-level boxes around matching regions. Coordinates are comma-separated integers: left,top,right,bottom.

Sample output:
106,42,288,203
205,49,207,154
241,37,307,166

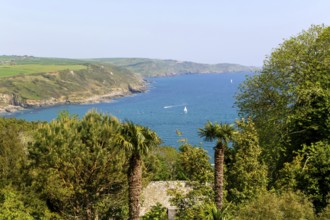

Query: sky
1,0,329,66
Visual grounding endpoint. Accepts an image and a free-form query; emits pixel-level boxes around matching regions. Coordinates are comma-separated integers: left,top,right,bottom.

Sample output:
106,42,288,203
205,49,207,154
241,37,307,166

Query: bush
236,190,315,220
142,203,167,220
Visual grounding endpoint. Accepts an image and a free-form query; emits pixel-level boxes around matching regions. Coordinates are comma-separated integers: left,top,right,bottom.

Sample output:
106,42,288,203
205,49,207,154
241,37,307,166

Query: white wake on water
163,104,186,109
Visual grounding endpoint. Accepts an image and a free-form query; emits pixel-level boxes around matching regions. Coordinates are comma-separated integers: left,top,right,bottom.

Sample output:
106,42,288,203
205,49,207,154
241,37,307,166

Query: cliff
0,63,146,113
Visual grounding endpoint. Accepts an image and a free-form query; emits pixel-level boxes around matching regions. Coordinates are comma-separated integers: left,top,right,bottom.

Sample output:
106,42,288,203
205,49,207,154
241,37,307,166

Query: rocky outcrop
128,83,146,93
0,93,26,113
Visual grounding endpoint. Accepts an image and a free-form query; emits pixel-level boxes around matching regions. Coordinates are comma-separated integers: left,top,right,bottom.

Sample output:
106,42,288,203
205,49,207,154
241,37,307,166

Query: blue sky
1,0,329,66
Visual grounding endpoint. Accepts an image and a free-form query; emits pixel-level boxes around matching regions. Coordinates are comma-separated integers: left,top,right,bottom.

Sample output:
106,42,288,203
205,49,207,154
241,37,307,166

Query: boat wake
164,104,186,109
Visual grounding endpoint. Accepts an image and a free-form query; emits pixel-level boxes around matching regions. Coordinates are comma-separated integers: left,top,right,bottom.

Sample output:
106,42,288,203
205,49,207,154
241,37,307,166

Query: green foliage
142,203,167,220
119,121,161,158
198,121,234,145
146,146,179,181
202,203,234,220
277,141,330,212
236,190,315,220
226,118,268,204
0,185,61,220
318,201,330,220
168,182,214,220
0,118,36,186
0,118,56,219
29,111,127,219
175,143,213,183
236,25,330,186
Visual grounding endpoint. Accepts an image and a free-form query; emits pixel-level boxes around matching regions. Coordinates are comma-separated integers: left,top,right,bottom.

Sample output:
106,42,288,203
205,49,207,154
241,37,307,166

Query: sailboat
184,106,188,113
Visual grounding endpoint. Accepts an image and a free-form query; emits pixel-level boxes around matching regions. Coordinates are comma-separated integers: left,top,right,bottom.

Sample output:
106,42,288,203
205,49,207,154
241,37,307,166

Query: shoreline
0,71,249,116
0,84,148,115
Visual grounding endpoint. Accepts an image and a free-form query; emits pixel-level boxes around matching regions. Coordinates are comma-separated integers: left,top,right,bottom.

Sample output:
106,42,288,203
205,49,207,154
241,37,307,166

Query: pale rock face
0,93,11,103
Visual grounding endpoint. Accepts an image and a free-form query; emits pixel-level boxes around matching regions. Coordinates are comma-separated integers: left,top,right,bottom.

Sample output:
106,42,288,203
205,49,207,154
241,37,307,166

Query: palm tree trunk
86,207,92,220
214,144,224,210
128,154,142,220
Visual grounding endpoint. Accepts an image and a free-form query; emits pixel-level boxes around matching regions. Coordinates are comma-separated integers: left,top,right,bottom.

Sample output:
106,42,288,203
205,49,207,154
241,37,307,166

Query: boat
184,106,188,113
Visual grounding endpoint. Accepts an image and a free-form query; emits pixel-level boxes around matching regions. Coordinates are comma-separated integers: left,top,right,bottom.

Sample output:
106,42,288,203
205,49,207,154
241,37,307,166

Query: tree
0,185,60,220
145,146,179,181
29,111,127,219
0,118,35,186
0,118,57,219
198,121,235,210
175,143,213,183
227,118,268,204
117,121,161,220
236,25,330,184
277,141,330,212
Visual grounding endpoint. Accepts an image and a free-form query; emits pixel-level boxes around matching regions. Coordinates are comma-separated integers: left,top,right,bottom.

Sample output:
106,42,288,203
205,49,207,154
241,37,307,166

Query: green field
0,64,86,78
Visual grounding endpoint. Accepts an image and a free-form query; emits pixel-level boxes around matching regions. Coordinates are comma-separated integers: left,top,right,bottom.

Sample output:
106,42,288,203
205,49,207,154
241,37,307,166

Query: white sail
184,106,188,113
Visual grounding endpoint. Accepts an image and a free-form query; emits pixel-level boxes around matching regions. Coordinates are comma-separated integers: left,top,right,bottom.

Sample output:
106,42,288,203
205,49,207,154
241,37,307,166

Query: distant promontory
89,58,257,77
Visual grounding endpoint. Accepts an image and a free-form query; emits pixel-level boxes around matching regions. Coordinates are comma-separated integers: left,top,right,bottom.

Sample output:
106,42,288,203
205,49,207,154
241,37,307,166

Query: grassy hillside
0,55,255,112
91,58,257,77
0,56,145,111
0,64,86,78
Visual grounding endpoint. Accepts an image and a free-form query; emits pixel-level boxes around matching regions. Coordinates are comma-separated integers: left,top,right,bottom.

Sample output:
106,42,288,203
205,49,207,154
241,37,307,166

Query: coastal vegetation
0,24,329,219
0,59,145,113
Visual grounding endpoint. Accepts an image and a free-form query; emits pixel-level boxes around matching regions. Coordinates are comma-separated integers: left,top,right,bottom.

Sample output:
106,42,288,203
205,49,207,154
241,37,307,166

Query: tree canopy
29,111,128,219
236,25,330,182
236,24,330,212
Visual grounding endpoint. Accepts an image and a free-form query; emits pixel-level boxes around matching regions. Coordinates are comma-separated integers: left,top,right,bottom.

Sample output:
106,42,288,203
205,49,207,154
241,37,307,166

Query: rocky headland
0,61,146,114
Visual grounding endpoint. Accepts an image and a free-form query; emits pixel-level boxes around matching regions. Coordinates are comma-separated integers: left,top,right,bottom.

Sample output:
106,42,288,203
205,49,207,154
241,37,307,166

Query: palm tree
198,121,234,210
118,121,161,220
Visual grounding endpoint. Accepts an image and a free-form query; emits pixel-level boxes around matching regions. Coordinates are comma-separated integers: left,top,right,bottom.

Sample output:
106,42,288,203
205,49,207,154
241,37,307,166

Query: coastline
0,83,148,115
0,71,249,115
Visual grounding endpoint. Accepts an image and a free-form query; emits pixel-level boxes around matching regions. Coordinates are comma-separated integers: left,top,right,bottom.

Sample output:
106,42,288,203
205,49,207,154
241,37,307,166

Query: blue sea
6,73,251,157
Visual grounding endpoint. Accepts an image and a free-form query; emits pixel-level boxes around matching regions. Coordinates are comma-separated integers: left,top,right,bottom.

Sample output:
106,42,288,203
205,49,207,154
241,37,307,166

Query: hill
90,58,257,77
0,56,146,113
0,55,256,113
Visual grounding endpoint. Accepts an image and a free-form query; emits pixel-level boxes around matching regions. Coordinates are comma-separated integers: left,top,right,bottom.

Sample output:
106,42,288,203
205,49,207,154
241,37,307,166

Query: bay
6,72,251,157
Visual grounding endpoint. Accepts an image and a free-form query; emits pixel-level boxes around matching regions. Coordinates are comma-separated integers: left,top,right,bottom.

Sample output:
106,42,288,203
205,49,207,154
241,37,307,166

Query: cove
6,73,252,156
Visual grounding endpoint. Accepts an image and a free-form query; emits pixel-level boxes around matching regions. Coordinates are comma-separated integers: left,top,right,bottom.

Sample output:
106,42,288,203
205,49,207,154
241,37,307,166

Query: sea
5,72,252,158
